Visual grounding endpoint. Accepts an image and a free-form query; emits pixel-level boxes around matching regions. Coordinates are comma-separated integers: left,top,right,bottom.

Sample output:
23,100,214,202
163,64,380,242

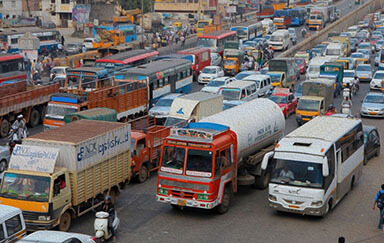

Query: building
154,0,217,15
0,0,23,19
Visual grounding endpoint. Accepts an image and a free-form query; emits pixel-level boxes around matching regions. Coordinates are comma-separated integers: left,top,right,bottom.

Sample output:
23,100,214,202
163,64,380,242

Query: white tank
200,98,285,161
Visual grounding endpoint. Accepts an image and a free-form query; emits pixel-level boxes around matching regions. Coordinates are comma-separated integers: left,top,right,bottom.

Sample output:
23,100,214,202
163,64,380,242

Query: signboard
227,5,237,13
9,145,59,173
72,5,91,24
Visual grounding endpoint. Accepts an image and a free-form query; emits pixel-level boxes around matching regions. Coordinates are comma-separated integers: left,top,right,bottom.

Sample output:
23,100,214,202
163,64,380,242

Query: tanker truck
156,99,285,214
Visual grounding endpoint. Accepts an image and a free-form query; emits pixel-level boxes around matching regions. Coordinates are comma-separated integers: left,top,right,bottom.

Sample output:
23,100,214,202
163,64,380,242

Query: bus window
159,78,164,87
164,77,169,85
177,72,181,80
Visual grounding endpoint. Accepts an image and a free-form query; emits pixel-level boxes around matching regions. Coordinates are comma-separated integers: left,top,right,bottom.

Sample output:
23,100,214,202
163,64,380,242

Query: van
325,43,344,58
0,205,26,242
269,30,290,51
242,74,273,97
219,80,258,104
306,56,334,79
177,48,211,81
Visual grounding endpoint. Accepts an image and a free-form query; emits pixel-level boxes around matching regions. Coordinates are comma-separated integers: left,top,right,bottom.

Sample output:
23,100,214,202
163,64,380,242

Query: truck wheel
30,109,40,128
0,119,9,138
254,170,271,189
138,165,149,183
59,211,71,232
216,188,231,214
0,159,7,173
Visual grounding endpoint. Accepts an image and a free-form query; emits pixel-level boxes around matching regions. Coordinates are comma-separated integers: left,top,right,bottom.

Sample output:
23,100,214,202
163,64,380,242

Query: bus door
336,149,344,200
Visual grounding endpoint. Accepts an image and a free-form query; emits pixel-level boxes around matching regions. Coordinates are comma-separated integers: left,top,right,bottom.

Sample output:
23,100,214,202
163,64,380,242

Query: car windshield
358,49,369,55
269,74,281,83
356,65,371,71
271,35,283,42
359,43,370,49
221,89,240,100
185,149,213,177
270,159,323,188
378,40,384,45
46,103,78,120
207,80,225,87
0,173,50,202
269,95,288,104
156,99,174,107
161,146,186,174
297,99,320,111
235,73,252,80
202,68,216,74
295,59,304,65
365,94,384,103
197,38,217,48
308,65,320,73
352,53,364,58
224,59,237,65
344,71,355,77
326,48,340,56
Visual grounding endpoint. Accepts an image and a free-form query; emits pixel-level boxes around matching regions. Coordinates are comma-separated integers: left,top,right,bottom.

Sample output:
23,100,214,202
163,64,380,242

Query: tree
118,0,153,13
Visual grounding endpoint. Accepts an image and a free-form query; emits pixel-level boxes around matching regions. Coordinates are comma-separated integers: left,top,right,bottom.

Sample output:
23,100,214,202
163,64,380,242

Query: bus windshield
0,173,51,202
270,159,324,188
197,38,217,48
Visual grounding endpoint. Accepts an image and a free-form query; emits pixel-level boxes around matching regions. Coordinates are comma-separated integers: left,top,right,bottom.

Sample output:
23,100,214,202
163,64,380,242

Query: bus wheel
216,188,232,214
59,211,71,232
0,119,9,138
30,109,40,128
324,199,332,215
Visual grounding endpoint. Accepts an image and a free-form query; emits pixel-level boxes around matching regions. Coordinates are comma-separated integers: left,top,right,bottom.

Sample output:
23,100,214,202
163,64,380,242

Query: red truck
0,81,60,137
130,116,173,183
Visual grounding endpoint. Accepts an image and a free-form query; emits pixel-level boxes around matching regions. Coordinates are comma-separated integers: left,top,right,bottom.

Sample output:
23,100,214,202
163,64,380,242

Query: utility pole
141,0,144,48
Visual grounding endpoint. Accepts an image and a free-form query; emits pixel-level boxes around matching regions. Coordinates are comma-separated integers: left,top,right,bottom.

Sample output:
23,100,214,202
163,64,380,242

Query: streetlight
141,0,144,49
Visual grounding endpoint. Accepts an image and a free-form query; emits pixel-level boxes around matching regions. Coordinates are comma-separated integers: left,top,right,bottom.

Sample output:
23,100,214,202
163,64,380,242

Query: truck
295,79,334,125
156,99,285,213
223,41,244,76
319,62,344,97
63,108,117,124
306,56,334,79
0,81,60,138
130,116,174,183
44,80,148,130
308,7,328,30
164,92,223,127
142,13,163,32
0,120,132,231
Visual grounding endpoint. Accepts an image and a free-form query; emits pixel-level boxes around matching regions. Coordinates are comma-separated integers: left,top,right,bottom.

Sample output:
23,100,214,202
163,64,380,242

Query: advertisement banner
72,4,91,24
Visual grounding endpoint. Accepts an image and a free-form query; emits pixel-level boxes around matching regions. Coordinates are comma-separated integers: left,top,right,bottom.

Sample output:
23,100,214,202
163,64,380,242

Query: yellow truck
0,120,131,232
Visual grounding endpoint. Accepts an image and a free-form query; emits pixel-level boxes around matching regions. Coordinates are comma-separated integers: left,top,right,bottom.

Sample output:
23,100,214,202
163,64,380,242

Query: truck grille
23,211,38,220
159,179,209,191
171,190,194,199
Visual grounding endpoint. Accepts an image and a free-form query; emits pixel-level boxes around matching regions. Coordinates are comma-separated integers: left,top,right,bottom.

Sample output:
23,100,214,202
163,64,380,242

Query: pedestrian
180,35,185,47
373,184,384,230
26,59,31,80
61,35,65,46
82,45,86,53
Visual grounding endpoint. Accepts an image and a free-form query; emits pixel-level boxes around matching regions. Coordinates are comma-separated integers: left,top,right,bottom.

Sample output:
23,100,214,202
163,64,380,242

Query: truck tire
254,170,271,190
30,109,40,128
138,164,149,183
59,211,71,232
0,119,9,138
216,188,231,214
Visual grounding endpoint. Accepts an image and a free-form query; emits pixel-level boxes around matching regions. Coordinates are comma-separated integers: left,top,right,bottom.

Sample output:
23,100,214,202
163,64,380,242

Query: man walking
372,184,384,230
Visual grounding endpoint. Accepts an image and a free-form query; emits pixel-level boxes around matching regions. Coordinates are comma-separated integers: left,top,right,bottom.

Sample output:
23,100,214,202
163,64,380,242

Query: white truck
306,56,334,80
164,92,223,127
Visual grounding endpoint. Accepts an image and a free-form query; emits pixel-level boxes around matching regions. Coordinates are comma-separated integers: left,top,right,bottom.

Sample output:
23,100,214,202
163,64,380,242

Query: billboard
72,4,91,24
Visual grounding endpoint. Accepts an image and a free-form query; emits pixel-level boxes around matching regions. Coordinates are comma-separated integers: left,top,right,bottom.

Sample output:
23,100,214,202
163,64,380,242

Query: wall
0,0,23,18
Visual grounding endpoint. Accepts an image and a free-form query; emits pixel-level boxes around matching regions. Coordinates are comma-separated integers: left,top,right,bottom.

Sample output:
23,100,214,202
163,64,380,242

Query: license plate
288,205,299,209
369,112,377,115
177,199,186,206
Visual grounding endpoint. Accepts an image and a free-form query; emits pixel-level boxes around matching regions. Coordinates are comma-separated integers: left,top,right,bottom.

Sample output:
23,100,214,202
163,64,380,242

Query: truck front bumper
296,115,312,124
25,219,58,231
156,195,218,209
269,200,327,216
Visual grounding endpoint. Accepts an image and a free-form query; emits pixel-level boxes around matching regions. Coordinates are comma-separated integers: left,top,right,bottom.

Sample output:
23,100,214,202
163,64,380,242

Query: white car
370,71,384,89
19,231,96,243
201,77,235,94
83,38,96,50
198,66,225,84
375,52,381,66
343,70,356,87
148,93,182,120
50,66,69,81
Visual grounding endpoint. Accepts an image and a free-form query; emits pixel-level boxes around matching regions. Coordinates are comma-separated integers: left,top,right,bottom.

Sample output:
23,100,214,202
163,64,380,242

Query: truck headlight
38,216,51,221
269,194,277,201
197,193,209,200
311,201,323,206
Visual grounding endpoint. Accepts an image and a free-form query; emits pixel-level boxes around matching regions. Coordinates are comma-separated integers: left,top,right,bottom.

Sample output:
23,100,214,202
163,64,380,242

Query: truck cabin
268,72,286,87
64,67,112,94
297,96,324,113
131,131,147,158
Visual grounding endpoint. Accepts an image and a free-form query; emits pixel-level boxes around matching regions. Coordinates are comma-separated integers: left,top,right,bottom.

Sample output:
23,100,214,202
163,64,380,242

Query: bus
95,49,159,76
197,30,237,56
273,9,292,28
196,19,213,36
65,67,113,92
265,116,364,216
0,54,26,84
119,59,193,106
0,28,61,53
93,24,137,43
290,8,307,26
231,21,264,41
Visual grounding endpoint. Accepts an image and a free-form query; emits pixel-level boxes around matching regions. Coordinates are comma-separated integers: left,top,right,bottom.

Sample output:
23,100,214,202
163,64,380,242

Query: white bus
230,22,263,41
263,116,364,216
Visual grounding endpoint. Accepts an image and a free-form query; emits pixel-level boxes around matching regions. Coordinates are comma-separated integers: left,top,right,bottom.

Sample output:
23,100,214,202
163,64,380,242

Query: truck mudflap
156,195,219,209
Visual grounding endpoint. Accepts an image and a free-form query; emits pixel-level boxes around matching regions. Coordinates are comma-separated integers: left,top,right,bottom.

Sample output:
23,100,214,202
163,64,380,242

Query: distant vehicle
363,125,380,165
360,92,384,117
375,52,381,66
201,77,234,94
50,66,69,82
356,64,373,82
198,66,225,84
253,38,269,49
370,71,384,90
350,38,358,52
295,58,307,74
148,93,182,123
343,70,357,87
234,71,260,80
83,38,96,50
376,39,384,51
210,52,222,66
19,231,96,243
358,42,374,54
294,81,303,100
356,49,372,61
65,43,83,55
268,88,297,118
287,28,296,39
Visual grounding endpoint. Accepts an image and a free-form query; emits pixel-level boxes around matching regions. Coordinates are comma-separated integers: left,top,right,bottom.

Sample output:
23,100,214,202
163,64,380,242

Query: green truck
64,108,117,124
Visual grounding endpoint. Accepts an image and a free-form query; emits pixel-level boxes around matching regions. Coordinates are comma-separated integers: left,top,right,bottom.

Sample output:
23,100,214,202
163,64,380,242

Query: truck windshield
224,59,237,66
0,173,50,202
161,146,186,174
270,75,281,83
221,89,240,101
297,99,320,111
186,149,213,177
45,103,78,121
197,38,217,48
270,159,323,188
326,48,340,56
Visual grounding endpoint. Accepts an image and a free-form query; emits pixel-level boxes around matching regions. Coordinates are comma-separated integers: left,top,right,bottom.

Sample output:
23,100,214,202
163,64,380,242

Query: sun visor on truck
9,145,59,174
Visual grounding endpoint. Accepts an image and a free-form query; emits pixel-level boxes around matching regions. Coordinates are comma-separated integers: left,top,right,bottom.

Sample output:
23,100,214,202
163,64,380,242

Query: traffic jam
0,0,383,241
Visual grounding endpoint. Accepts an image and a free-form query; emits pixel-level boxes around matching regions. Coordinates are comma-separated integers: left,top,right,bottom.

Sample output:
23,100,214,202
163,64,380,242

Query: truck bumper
296,115,312,125
156,195,218,209
25,219,58,231
269,200,327,216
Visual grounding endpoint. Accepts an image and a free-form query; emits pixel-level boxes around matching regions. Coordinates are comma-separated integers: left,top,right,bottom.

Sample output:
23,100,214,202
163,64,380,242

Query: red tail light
91,237,97,242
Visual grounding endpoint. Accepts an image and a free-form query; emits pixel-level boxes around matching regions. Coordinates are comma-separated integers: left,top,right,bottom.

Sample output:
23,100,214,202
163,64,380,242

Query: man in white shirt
279,165,294,181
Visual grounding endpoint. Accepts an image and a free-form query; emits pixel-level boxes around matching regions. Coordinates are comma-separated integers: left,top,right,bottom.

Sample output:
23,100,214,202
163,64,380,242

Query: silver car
356,64,373,82
148,93,182,122
360,92,384,117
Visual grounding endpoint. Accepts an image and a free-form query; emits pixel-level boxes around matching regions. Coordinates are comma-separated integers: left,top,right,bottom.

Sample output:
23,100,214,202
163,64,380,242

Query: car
234,71,259,80
355,33,366,43
148,93,182,122
287,28,296,39
350,38,358,52
253,38,269,49
223,100,246,110
294,81,303,100
376,39,384,51
360,92,384,117
210,52,222,66
375,52,381,66
294,51,310,64
356,64,373,82
377,26,384,35
351,52,365,62
65,43,83,55
340,32,353,38
343,70,356,86
347,25,360,37
83,38,96,50
201,77,235,94
242,40,258,49
356,49,371,62
18,230,96,243
311,47,323,57
295,58,307,74
363,125,380,165
371,36,382,48
268,88,297,118
358,42,375,54
359,29,370,39
50,66,69,81
370,71,384,90
314,44,327,55
373,30,384,38
198,66,224,84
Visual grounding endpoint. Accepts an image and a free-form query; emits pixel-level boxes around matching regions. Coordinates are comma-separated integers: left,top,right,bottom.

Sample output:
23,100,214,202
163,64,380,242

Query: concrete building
0,0,23,18
154,0,217,15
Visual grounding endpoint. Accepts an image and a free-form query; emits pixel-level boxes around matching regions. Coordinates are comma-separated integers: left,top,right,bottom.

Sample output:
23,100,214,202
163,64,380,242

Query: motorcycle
291,37,297,45
8,125,27,154
301,29,307,38
94,211,120,242
32,70,42,84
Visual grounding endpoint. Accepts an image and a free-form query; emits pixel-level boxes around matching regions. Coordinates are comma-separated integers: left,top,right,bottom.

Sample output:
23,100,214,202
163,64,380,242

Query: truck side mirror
261,151,274,170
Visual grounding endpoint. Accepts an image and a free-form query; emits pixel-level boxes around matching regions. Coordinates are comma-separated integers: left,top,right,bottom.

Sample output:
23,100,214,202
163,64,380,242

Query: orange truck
130,116,173,183
43,81,148,130
0,81,60,137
